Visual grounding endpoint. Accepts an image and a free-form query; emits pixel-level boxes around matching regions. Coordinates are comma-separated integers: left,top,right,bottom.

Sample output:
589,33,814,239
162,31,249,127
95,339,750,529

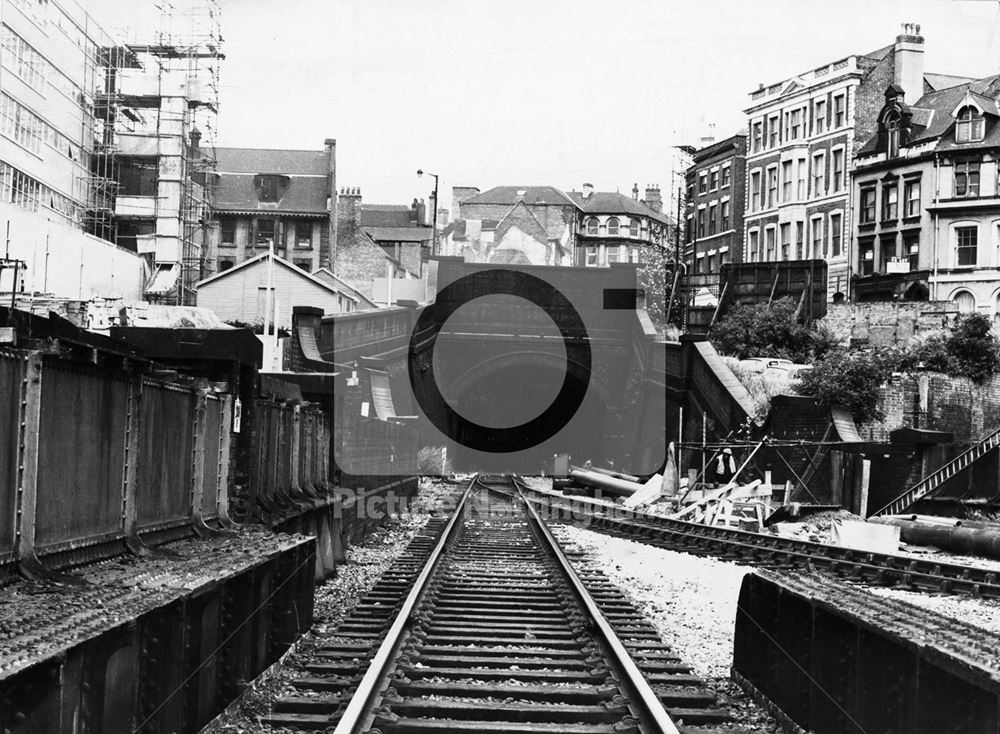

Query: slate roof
215,147,330,175
360,204,414,228
213,146,331,214
924,73,978,91
462,185,578,208
857,73,1000,155
565,190,672,225
364,226,433,242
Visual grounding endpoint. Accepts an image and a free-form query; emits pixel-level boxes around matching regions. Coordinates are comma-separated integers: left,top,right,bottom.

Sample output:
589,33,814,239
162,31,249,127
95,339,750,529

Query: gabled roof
196,253,358,303
462,185,578,208
565,190,672,225
493,201,549,245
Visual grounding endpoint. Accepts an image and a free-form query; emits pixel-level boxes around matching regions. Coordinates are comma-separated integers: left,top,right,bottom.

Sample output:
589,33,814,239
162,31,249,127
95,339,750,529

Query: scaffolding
80,0,223,306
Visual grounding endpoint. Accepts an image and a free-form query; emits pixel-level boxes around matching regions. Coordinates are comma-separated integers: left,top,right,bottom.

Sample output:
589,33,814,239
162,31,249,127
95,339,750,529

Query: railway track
515,478,1000,599
262,474,747,733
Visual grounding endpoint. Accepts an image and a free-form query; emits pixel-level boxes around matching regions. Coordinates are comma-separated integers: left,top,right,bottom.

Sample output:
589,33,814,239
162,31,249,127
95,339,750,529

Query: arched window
218,259,235,272
956,106,985,143
886,114,901,158
953,290,976,313
586,217,599,235
629,218,640,237
607,217,620,236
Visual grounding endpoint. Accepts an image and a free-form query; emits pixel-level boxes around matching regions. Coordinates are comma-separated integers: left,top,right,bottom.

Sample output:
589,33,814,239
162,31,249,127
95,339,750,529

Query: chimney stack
632,183,639,201
452,186,480,217
337,186,362,245
894,22,925,104
644,185,662,213
582,183,594,199
188,127,201,157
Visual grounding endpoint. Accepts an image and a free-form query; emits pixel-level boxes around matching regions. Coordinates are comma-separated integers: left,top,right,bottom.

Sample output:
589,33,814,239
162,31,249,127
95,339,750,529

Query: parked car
762,362,813,384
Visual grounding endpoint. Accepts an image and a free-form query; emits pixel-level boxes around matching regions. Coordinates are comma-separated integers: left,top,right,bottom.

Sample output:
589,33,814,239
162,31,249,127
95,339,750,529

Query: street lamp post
417,169,439,256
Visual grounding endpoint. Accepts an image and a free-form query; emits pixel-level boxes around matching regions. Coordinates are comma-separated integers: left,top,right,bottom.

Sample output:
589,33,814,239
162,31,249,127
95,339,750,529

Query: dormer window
886,114,901,158
956,106,985,143
586,217,599,235
255,174,286,202
607,217,620,236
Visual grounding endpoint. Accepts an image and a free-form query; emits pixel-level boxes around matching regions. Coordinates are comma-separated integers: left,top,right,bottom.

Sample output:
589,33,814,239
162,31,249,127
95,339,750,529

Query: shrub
899,313,1000,383
943,313,1000,383
796,348,895,424
710,298,814,362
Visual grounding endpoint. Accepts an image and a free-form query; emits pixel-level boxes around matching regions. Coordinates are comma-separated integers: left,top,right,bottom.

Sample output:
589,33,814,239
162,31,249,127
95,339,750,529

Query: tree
710,298,814,362
944,313,1000,383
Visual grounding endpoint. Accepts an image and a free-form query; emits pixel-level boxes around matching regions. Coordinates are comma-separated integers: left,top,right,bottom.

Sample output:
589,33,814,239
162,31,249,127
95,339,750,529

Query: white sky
88,0,1000,210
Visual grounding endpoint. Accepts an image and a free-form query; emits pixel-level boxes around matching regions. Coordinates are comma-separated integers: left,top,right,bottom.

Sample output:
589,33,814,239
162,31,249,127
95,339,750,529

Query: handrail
872,426,1000,517
332,475,476,734
512,475,682,734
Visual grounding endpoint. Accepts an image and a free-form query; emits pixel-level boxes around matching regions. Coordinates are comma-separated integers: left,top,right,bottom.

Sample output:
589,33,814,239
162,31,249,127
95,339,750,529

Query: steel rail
510,475,682,734
519,481,1000,599
331,475,477,734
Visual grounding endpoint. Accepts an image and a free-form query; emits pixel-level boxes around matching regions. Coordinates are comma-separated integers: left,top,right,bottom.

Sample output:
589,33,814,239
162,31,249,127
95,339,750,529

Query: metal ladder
871,426,1000,516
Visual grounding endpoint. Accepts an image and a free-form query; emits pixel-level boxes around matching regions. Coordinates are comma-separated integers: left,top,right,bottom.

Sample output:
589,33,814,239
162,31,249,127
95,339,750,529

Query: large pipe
568,468,642,498
570,464,640,483
872,515,1000,560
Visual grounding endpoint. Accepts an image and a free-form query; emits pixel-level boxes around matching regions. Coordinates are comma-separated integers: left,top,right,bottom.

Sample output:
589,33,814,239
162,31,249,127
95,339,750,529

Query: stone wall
820,300,958,347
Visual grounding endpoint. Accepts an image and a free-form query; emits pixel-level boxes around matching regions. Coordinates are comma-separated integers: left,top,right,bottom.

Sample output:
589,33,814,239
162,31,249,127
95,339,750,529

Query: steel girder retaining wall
0,350,236,571
733,570,1000,734
246,395,419,581
0,536,315,734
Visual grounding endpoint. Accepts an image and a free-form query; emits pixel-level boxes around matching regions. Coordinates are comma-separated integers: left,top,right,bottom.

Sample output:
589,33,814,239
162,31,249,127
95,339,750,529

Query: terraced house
853,70,1000,317
684,132,746,275
743,24,928,301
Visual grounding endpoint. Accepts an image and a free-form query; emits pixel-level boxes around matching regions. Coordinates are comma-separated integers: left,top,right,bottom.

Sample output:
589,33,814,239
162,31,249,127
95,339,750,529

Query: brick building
853,62,1000,317
209,142,337,275
359,200,432,275
683,133,747,274
743,26,926,300
333,187,421,300
566,184,671,266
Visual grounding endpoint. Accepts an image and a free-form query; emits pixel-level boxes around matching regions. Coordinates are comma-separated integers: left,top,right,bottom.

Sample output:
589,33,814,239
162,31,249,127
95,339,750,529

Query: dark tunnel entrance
449,360,608,473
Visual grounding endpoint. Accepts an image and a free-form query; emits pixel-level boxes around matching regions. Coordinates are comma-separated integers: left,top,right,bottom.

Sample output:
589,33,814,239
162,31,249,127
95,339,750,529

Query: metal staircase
872,426,1000,516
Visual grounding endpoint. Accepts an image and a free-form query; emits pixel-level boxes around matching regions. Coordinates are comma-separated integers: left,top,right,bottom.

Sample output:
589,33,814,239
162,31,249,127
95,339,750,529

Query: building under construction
0,0,222,306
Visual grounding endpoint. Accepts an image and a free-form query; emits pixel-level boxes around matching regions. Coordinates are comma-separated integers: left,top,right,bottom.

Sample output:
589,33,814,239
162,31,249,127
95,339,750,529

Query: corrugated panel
136,383,195,528
35,362,129,549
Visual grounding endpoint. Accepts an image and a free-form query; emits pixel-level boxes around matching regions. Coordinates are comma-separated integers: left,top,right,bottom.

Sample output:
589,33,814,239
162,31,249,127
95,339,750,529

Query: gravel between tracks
552,522,780,733
201,477,464,734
